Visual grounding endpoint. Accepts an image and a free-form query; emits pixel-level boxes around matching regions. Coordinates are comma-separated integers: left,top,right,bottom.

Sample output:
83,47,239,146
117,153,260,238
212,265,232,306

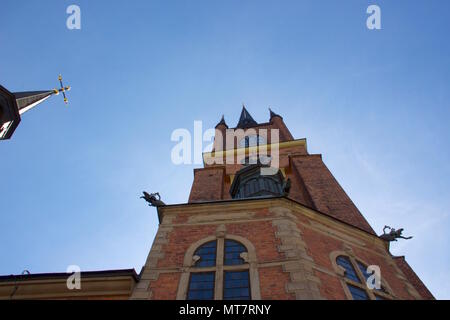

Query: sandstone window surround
330,251,394,300
176,234,261,300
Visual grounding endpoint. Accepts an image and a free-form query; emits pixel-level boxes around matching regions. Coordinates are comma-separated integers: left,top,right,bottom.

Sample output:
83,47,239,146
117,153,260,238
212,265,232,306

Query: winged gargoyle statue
140,191,166,207
379,226,413,242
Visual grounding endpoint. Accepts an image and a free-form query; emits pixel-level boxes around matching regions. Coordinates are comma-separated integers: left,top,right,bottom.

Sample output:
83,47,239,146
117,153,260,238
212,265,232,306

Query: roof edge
0,268,139,283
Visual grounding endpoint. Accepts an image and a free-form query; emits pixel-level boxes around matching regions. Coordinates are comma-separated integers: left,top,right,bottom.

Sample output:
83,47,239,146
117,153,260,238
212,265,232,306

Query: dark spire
13,75,71,115
1,75,71,140
236,105,258,128
215,114,228,128
269,107,282,120
14,91,56,115
0,88,57,140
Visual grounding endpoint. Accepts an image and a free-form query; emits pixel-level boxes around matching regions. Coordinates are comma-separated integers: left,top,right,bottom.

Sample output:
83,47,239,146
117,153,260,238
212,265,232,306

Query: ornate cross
53,74,71,104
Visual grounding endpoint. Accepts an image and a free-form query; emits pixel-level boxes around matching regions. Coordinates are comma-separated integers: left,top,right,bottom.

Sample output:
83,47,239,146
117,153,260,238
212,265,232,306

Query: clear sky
1,0,449,299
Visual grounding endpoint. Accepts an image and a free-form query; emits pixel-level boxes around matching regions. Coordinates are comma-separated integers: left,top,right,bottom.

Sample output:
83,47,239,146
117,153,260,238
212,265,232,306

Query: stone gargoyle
379,226,413,242
140,191,166,207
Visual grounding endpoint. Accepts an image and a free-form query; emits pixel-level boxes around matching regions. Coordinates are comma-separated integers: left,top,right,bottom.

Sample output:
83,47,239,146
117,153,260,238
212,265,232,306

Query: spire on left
0,75,71,140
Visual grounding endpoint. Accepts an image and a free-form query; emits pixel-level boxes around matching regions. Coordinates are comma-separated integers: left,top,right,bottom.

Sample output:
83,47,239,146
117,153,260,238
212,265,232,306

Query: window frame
230,164,286,199
331,251,395,300
186,272,216,300
177,235,261,300
223,270,252,300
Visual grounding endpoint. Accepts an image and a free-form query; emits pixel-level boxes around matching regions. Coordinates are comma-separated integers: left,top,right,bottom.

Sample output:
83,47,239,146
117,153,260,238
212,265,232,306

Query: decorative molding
240,252,249,263
188,212,256,224
0,276,136,300
215,224,227,238
271,207,324,300
160,198,387,252
192,255,200,266
202,139,307,165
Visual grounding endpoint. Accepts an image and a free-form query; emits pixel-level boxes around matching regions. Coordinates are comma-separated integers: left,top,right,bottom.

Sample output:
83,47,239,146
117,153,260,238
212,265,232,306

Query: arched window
335,255,392,300
230,164,286,199
178,235,261,300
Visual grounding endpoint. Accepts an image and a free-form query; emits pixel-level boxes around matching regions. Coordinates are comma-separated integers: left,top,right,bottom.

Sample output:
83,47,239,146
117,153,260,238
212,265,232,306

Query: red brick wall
158,219,283,270
292,155,375,234
189,167,225,202
168,114,431,300
149,212,292,299
149,273,181,300
259,266,294,300
148,204,426,300
191,122,374,237
299,219,419,300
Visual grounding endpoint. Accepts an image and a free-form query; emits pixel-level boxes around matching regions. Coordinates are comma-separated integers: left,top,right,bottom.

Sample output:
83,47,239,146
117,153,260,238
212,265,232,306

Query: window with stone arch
177,234,261,300
331,252,393,300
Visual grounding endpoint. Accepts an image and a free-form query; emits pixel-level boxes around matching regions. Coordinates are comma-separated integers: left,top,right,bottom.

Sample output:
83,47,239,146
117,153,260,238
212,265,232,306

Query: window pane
356,261,388,293
347,284,369,300
357,261,371,280
224,271,251,300
187,272,215,300
194,241,217,267
224,240,247,266
336,256,361,283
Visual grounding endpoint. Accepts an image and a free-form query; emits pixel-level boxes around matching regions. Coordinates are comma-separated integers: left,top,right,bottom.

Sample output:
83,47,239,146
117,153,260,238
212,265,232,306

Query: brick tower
131,107,434,300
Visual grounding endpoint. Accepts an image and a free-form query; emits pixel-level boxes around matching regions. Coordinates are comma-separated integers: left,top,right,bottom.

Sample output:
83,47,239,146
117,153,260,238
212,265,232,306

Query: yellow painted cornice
203,138,307,165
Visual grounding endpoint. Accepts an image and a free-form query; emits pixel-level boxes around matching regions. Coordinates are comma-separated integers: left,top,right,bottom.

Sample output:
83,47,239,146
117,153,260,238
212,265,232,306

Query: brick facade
132,198,431,300
1,108,433,300
131,107,434,300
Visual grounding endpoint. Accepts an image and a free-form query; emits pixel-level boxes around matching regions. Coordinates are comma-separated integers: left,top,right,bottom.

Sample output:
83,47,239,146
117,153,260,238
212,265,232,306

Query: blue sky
1,0,449,299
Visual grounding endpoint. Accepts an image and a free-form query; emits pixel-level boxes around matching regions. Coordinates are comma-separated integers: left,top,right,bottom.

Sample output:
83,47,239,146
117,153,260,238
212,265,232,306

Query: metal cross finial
53,74,71,104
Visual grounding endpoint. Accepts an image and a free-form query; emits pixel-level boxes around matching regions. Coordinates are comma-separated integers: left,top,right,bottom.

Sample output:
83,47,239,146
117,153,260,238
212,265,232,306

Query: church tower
131,107,434,300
